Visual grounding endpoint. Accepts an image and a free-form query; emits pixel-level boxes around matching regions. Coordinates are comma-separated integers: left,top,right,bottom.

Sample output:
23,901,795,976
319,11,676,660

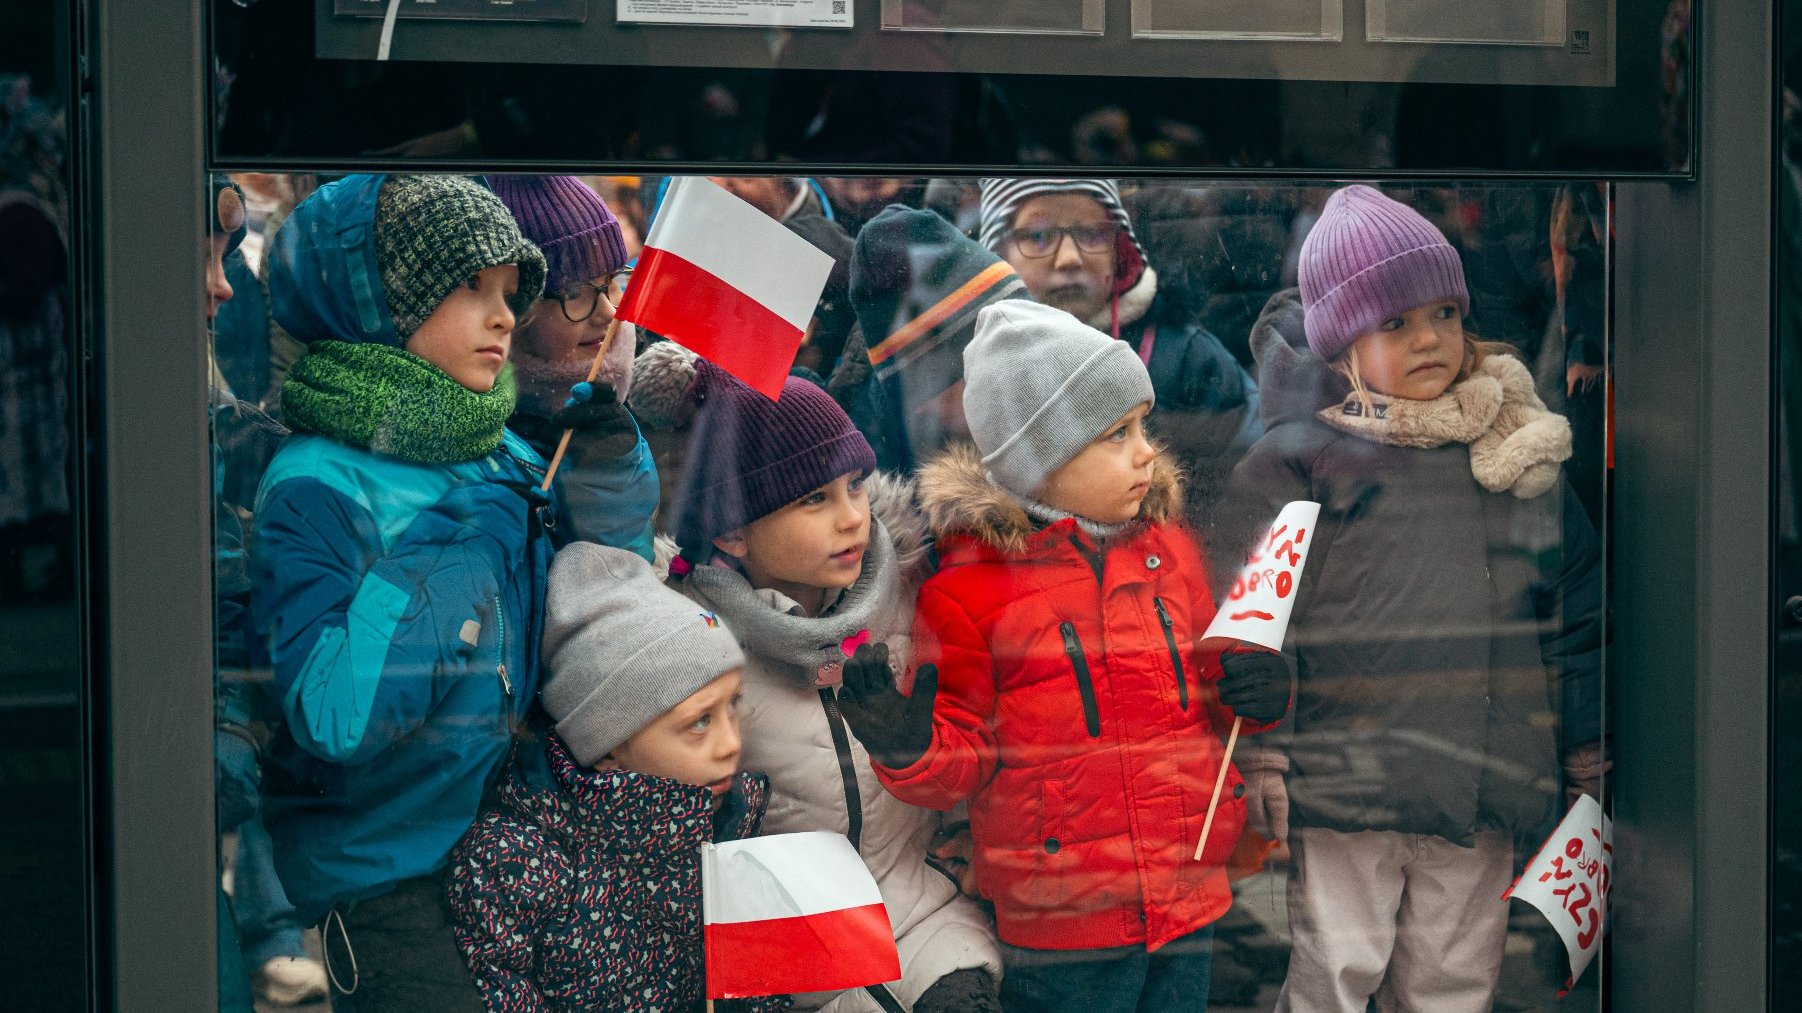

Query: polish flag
616,177,836,400
702,831,901,999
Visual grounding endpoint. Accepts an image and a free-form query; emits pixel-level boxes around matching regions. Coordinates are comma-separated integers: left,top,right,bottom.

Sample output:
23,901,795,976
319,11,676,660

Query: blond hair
1330,334,1516,414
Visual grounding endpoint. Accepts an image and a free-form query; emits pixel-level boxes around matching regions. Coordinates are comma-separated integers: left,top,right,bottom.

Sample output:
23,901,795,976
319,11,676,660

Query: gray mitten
1237,746,1290,843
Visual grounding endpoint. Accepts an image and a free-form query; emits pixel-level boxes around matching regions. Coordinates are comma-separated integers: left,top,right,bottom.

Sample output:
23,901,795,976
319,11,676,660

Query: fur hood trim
917,442,1183,556
1087,264,1159,334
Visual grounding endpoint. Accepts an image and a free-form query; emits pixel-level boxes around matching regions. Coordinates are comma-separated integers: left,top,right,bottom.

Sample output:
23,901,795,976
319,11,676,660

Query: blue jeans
232,810,310,967
999,926,1214,1013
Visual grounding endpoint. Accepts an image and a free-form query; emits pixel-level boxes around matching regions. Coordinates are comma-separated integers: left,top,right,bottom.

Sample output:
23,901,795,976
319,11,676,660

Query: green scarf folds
283,341,517,464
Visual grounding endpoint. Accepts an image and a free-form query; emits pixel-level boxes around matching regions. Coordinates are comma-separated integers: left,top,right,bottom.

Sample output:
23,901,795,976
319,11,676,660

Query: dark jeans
999,926,1214,1013
321,871,486,1013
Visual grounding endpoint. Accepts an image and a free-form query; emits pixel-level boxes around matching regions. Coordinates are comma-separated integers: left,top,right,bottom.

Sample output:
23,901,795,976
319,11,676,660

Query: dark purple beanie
1298,185,1469,361
673,365,877,559
487,175,630,294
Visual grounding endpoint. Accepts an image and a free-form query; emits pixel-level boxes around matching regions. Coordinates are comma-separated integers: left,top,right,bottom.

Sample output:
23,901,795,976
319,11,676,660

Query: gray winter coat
1217,289,1604,847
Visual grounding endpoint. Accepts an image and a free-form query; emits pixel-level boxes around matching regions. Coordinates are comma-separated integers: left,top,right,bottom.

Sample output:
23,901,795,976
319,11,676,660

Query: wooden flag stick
1193,716,1243,861
539,316,623,492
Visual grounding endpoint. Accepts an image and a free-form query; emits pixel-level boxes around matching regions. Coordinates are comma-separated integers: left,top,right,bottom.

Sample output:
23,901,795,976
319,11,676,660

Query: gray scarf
684,518,902,687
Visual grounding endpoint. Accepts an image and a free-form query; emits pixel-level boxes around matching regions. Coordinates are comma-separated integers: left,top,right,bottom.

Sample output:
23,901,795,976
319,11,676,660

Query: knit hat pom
627,340,703,429
1297,185,1469,362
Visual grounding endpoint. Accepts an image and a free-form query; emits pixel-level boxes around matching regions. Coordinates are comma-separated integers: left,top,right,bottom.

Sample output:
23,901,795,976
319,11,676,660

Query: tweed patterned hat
373,175,547,341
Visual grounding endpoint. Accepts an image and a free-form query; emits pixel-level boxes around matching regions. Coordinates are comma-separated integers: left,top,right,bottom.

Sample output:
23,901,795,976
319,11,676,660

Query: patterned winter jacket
447,731,788,1013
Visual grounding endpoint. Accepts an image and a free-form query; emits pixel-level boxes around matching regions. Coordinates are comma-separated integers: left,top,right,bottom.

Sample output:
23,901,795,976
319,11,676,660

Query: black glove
555,381,637,441
1217,650,1290,724
836,643,939,769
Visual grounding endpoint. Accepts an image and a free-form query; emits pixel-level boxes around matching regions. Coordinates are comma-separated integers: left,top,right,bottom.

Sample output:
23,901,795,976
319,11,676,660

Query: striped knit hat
976,178,1147,296
487,175,629,294
1298,185,1470,361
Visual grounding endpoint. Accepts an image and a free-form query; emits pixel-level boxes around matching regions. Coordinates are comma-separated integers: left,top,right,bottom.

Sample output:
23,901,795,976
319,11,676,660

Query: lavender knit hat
487,175,630,293
671,367,877,560
1297,185,1469,361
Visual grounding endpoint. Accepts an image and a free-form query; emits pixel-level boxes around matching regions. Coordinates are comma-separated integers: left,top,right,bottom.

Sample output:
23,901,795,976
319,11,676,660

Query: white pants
1275,827,1513,1013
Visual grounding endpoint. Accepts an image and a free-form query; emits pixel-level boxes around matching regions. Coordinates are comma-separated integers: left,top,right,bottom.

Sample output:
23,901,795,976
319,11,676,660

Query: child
658,358,1006,1013
254,174,552,1012
447,542,784,1013
489,175,659,560
837,299,1289,1013
1224,185,1604,1013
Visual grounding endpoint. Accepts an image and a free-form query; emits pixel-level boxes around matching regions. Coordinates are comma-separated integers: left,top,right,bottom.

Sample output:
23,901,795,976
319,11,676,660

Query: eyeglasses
1005,223,1118,260
551,267,633,323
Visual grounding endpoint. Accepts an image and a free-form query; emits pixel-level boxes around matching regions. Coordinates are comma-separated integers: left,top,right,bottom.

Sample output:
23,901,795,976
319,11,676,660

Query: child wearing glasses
976,178,1260,522
490,175,658,561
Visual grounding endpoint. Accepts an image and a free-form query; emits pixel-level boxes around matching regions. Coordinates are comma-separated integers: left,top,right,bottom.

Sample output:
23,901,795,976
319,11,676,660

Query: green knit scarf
283,341,517,464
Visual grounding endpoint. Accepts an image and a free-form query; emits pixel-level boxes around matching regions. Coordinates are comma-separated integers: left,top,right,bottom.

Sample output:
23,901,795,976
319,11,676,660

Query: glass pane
0,5,87,1007
211,173,1609,1010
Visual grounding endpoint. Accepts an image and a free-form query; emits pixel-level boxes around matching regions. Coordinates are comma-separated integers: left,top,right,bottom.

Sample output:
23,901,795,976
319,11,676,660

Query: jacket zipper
1153,597,1190,711
818,689,865,851
494,594,514,712
1059,622,1103,739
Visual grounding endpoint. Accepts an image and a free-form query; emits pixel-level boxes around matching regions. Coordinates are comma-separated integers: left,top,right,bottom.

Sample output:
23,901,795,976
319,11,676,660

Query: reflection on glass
212,174,1609,1011
1131,0,1342,42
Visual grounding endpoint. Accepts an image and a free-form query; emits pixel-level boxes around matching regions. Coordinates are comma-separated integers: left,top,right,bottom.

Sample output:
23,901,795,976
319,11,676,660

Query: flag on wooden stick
617,177,835,399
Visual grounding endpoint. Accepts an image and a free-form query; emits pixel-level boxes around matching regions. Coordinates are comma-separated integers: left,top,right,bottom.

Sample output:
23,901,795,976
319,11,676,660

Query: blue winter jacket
252,431,555,924
251,172,657,922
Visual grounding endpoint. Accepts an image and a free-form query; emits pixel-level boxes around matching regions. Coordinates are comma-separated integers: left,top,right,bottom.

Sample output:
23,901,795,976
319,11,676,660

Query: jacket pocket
1192,763,1248,869
1152,597,1190,711
1059,622,1102,739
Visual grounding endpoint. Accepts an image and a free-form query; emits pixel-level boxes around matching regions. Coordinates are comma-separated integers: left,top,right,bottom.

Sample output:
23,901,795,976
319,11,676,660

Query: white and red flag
1201,500,1322,652
1504,793,1613,994
702,830,901,999
616,177,835,400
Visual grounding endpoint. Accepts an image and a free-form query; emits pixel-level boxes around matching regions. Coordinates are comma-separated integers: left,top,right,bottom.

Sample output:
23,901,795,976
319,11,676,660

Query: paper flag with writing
1201,501,1322,652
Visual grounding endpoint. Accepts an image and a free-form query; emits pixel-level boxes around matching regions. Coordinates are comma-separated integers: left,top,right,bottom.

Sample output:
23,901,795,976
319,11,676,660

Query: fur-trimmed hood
917,442,1183,557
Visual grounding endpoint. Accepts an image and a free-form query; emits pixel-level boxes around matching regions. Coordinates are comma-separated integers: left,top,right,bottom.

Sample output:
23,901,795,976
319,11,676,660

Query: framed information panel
1131,0,1342,42
880,0,1106,36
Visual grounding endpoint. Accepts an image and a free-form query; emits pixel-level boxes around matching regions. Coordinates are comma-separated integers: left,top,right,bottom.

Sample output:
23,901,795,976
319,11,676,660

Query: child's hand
1217,650,1291,724
836,643,938,769
556,381,636,441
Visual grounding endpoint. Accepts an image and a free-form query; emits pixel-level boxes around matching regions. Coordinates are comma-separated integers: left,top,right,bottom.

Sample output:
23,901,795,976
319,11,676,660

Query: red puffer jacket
875,445,1266,952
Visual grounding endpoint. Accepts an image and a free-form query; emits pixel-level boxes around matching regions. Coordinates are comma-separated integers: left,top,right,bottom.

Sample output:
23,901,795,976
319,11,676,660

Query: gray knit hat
541,542,746,766
962,300,1156,495
374,175,548,342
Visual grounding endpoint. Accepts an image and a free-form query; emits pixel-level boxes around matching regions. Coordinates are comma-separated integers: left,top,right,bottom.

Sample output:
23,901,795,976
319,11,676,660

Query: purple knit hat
1298,185,1469,361
672,366,877,560
487,175,630,294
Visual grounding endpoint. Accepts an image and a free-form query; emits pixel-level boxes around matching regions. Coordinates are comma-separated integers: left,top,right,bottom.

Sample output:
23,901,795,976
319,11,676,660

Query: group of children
236,173,1602,1013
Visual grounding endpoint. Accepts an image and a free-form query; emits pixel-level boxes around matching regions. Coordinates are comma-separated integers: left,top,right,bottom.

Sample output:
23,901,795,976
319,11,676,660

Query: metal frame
90,1,216,1009
89,0,1772,1008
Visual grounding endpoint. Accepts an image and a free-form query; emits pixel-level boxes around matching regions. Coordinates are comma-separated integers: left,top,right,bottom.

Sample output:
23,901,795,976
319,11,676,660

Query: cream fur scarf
1319,352,1572,499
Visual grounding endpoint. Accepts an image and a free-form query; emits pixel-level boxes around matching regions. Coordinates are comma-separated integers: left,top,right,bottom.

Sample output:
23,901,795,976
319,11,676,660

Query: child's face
1346,300,1466,401
1038,402,1157,525
405,264,520,393
714,471,871,607
600,669,744,804
521,270,625,367
1004,193,1117,324
205,235,235,323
